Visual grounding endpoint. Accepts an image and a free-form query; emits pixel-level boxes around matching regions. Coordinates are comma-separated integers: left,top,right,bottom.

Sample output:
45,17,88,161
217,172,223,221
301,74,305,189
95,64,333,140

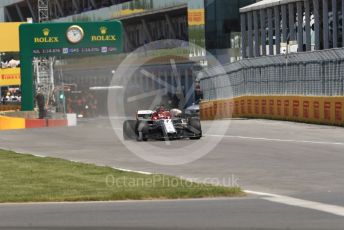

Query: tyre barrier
200,95,344,126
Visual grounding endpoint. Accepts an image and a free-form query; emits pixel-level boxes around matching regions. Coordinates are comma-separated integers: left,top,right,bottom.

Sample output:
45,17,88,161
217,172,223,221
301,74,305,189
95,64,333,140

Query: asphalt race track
1,118,344,229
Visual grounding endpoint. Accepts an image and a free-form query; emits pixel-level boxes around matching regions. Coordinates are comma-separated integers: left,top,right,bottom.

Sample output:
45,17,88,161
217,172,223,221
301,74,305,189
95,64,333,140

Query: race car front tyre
123,120,137,140
188,117,202,140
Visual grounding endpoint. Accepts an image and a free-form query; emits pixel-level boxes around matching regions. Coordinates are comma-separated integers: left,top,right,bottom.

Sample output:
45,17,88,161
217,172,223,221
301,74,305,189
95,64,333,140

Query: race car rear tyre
188,117,202,140
123,120,137,140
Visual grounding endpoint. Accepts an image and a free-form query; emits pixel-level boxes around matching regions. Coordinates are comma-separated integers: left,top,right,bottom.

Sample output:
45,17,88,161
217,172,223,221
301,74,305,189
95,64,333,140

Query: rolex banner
0,68,21,86
19,21,123,111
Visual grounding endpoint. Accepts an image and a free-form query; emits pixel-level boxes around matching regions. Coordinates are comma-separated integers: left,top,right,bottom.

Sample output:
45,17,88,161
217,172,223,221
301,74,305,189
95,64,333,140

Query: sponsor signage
324,101,331,120
213,102,218,117
200,96,344,126
0,68,21,86
261,99,267,115
277,100,282,116
234,101,239,115
284,100,290,116
269,100,274,116
241,100,245,114
19,21,123,111
26,23,122,57
219,102,223,117
204,108,208,118
254,100,260,114
34,28,59,43
293,100,300,117
314,101,320,119
229,101,234,114
247,99,252,114
335,102,342,122
91,26,117,42
188,9,205,26
224,102,229,117
303,101,310,119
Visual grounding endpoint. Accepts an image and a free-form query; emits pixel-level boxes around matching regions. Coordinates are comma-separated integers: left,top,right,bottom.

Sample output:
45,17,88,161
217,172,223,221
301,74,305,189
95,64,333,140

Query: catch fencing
201,48,344,101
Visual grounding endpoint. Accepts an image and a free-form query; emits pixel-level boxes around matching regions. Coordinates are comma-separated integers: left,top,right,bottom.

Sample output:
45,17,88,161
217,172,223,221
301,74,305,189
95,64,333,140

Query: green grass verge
0,150,243,203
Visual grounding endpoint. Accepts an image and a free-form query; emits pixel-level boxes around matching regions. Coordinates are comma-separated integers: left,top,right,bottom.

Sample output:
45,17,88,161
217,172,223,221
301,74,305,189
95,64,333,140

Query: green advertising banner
19,21,123,111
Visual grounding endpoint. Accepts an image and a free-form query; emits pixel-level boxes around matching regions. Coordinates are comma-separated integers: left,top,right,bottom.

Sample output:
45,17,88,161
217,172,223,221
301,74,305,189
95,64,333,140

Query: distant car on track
123,106,202,141
185,101,200,117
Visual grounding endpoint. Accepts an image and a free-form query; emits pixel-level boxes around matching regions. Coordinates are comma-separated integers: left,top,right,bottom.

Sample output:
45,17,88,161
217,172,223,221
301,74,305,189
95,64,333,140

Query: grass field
0,150,243,203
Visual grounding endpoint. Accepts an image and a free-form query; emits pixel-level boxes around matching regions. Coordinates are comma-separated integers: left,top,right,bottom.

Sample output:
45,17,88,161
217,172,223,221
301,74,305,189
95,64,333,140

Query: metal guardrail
201,48,344,101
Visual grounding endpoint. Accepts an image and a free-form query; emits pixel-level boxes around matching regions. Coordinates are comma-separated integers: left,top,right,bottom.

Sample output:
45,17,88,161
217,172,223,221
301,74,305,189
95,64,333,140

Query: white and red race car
123,106,202,141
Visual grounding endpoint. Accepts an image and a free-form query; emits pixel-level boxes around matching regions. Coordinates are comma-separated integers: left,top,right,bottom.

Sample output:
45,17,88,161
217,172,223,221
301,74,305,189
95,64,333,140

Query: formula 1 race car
123,106,202,141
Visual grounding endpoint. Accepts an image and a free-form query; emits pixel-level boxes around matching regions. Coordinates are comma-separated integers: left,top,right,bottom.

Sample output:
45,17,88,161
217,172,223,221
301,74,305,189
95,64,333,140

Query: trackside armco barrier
200,96,344,126
200,48,344,126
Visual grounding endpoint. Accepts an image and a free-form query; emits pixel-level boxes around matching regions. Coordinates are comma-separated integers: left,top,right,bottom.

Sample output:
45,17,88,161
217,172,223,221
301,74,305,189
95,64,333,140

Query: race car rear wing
137,110,154,120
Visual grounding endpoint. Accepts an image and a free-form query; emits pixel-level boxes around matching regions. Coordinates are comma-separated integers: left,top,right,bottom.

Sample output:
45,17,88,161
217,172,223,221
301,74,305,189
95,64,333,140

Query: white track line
245,190,344,217
207,134,344,146
34,154,153,175
111,167,152,175
31,154,46,158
